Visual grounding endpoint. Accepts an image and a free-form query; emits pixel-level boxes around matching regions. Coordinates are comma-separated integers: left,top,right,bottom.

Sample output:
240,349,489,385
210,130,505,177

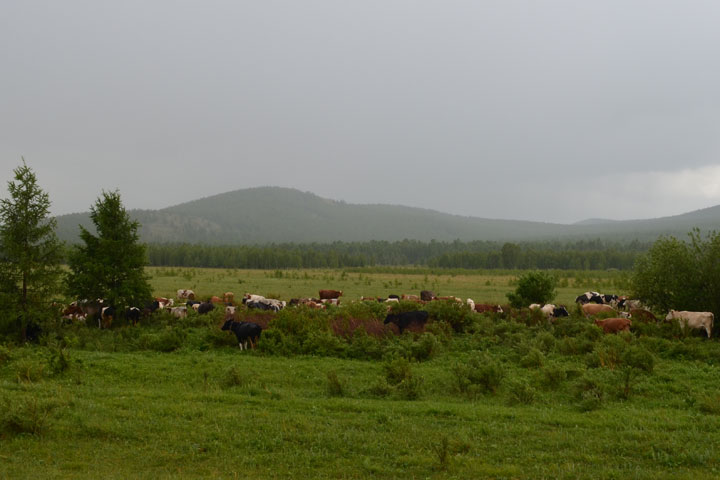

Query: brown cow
475,304,504,314
211,296,223,304
595,317,632,334
420,290,435,301
401,294,420,301
223,292,234,304
582,303,615,317
319,290,342,300
629,308,657,323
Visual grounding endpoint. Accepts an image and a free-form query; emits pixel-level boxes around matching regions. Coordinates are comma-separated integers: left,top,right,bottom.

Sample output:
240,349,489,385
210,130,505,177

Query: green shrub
0,397,53,436
410,333,440,361
424,300,474,333
506,271,557,308
452,351,505,395
507,380,536,405
519,348,545,368
533,332,556,353
346,330,384,360
367,377,392,397
303,330,348,357
540,363,567,390
696,394,720,415
0,344,12,365
15,357,46,383
396,374,423,400
574,370,610,411
383,357,413,386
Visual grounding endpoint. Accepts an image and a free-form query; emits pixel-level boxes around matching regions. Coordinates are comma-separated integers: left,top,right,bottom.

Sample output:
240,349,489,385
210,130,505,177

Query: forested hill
54,187,720,244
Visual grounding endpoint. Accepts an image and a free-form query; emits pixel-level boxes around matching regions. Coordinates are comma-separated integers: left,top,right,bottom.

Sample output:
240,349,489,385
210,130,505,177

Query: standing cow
666,310,714,338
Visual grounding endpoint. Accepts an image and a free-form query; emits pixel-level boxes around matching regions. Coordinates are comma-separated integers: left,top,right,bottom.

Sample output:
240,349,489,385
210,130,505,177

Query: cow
530,304,567,318
221,318,262,350
575,291,604,305
420,290,435,302
125,307,141,326
198,302,215,315
99,305,115,329
594,317,632,334
319,290,342,300
210,296,223,304
243,294,266,304
665,310,714,338
177,289,195,300
223,292,235,304
466,298,475,311
62,303,86,323
383,311,429,334
629,308,657,323
170,306,187,318
402,294,420,301
620,299,643,310
225,305,237,315
476,304,504,314
582,303,615,317
155,297,174,308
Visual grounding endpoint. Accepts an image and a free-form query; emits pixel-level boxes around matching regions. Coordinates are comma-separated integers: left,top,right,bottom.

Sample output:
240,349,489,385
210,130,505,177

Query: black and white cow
221,318,262,350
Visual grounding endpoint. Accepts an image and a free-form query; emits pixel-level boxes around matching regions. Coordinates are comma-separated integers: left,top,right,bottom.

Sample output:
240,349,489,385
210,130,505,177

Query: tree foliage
631,229,720,315
506,271,558,308
66,190,151,308
0,160,63,341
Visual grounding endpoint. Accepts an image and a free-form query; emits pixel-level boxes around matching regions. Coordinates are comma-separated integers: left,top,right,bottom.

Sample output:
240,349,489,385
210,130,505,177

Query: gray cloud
2,1,720,224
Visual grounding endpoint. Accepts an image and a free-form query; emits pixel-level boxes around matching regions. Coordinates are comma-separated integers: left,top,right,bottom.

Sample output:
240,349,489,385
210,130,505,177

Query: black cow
221,318,262,350
575,292,604,305
198,302,215,315
420,290,435,302
125,307,141,326
383,311,429,334
552,306,570,317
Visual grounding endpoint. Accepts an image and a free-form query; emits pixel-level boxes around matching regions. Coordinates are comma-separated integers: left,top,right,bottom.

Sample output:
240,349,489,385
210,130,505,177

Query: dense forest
145,239,650,270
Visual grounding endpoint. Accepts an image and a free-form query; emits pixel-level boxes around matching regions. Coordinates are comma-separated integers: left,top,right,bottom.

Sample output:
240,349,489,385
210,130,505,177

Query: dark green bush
506,271,557,308
325,370,345,397
0,397,53,436
540,362,567,390
222,365,252,388
303,330,348,357
507,380,536,405
452,351,505,395
519,348,545,368
383,357,413,386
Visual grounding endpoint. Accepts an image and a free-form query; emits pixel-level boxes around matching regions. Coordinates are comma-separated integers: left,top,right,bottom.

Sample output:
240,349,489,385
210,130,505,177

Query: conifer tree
66,190,151,309
0,160,63,341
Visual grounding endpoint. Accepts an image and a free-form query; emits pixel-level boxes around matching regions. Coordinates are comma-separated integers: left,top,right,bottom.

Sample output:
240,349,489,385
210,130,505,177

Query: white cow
666,310,714,338
177,289,195,300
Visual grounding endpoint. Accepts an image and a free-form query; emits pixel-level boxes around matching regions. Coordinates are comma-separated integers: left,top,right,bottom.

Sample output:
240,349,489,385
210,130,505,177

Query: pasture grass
2,267,719,478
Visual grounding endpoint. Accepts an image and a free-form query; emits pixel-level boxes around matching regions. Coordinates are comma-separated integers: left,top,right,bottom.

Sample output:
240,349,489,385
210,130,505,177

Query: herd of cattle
59,288,714,350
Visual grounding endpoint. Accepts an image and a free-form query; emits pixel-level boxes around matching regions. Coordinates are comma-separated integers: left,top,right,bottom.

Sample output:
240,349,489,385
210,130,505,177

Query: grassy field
148,266,630,306
2,267,719,479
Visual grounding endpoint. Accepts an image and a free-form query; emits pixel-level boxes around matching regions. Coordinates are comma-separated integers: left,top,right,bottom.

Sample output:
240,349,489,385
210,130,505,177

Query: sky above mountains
2,1,720,224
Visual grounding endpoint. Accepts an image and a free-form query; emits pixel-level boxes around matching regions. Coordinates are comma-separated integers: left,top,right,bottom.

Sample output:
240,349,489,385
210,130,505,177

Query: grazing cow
155,297,174,308
385,298,399,303
402,294,420,301
594,317,632,334
665,310,714,338
420,290,435,302
210,296,223,304
575,291,604,305
436,296,462,303
177,289,195,300
62,303,86,323
243,294,266,304
223,292,235,304
319,289,342,300
225,305,237,315
99,306,115,329
475,304,504,314
542,304,569,318
221,318,262,350
629,308,657,323
198,302,215,315
600,294,619,305
388,294,400,300
170,306,187,318
621,299,643,310
466,298,475,311
383,310,429,334
582,303,615,317
125,307,141,326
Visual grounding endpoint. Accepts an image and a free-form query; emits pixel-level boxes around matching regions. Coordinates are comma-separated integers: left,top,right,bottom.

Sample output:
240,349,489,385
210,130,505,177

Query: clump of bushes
369,357,423,400
452,351,505,395
507,380,536,405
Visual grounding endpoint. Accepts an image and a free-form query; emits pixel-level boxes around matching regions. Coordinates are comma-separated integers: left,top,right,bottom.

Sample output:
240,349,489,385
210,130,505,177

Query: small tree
0,160,64,341
66,190,151,309
506,270,557,308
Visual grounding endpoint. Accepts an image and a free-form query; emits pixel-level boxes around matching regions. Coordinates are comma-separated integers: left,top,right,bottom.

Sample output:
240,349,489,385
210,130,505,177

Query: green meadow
2,267,719,479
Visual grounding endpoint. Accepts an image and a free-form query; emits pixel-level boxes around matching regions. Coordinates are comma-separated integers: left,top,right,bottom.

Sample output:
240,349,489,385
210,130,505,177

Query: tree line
145,239,649,270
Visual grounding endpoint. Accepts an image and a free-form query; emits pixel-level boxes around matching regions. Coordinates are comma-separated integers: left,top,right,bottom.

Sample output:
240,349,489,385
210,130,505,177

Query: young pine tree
0,160,64,341
66,190,152,309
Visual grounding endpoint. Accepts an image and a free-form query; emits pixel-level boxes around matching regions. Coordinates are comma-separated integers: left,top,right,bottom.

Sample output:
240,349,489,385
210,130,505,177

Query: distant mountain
54,187,720,245
573,218,620,226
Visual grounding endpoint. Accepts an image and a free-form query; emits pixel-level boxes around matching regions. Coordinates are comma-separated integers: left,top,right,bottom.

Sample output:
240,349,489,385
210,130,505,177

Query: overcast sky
2,1,720,224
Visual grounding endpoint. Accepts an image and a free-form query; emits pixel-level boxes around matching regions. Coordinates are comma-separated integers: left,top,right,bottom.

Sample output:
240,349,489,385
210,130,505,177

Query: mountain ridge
54,186,720,244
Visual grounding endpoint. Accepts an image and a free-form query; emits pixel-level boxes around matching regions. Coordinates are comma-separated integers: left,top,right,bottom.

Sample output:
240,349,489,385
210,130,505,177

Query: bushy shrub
396,374,423,400
222,365,252,388
0,397,53,436
384,357,413,386
139,328,186,352
574,370,610,412
519,348,545,368
424,300,474,333
540,362,567,390
409,333,440,361
506,271,557,309
302,330,348,357
346,330,384,360
452,351,505,395
533,331,556,353
507,380,536,405
15,357,46,383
